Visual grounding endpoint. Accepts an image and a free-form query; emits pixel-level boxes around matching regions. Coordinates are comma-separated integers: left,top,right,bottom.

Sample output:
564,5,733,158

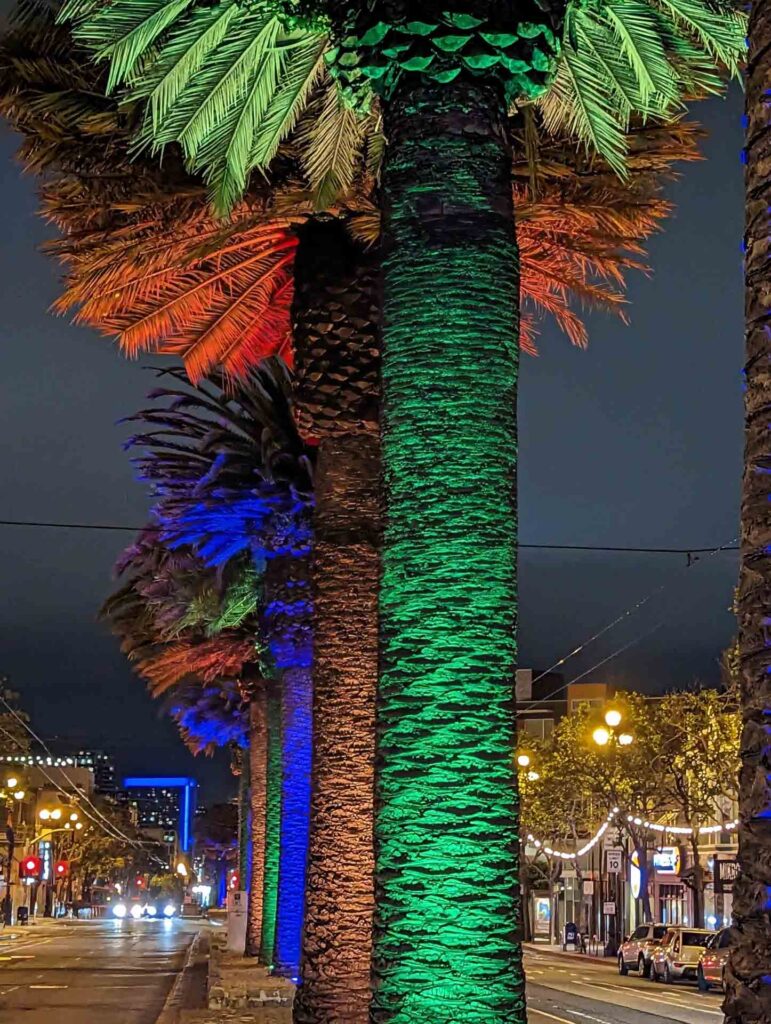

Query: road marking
29,984,68,989
531,1010,575,1024
0,986,19,994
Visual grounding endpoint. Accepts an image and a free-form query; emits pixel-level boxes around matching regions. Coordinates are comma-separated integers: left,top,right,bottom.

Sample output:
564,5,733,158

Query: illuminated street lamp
516,754,531,768
604,709,622,728
38,809,51,821
176,862,188,878
618,733,634,746
592,727,611,747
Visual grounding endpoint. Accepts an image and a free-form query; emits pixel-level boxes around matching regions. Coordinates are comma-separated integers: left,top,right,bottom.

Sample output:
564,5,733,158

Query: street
526,947,724,1024
0,918,201,1023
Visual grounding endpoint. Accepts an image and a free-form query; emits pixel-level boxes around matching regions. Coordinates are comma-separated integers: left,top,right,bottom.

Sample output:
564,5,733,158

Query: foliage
57,0,745,210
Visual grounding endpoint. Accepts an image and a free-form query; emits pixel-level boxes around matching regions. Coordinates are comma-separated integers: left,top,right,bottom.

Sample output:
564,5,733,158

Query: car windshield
652,927,667,939
681,932,710,947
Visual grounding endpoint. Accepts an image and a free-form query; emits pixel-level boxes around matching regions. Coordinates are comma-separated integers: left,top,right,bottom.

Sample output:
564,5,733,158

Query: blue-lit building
121,776,197,853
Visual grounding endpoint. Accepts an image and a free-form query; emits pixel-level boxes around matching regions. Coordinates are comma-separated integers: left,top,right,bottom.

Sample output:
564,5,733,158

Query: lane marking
29,984,68,989
531,1011,575,1024
0,986,19,994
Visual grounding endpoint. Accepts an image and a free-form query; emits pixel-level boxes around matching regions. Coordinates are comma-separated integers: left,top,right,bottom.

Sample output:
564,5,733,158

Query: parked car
698,928,732,992
650,927,714,984
618,923,668,977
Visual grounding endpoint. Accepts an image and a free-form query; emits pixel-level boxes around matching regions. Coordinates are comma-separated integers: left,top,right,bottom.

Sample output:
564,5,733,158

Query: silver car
697,928,732,992
650,927,714,984
618,923,668,977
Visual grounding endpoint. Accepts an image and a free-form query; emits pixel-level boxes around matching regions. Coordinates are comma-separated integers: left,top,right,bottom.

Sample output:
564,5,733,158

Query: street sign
603,901,616,916
606,849,624,873
583,880,594,895
714,857,739,894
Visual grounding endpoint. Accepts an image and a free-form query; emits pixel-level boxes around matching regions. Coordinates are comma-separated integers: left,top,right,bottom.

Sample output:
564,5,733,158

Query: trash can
16,907,29,925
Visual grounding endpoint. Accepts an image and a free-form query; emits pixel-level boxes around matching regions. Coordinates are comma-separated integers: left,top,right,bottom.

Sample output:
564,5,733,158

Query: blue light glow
273,664,312,978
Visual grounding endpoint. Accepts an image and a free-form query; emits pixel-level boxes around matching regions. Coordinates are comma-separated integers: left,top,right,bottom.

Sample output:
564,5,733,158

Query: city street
0,918,202,1023
526,947,723,1024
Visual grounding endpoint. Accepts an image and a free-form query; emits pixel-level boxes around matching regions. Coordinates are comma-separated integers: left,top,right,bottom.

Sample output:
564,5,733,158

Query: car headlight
163,904,176,918
113,903,127,919
146,904,157,917
130,904,143,920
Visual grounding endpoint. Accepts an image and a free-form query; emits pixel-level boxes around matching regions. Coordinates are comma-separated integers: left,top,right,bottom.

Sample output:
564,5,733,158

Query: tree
726,0,771,1015
656,687,740,927
57,2,745,1016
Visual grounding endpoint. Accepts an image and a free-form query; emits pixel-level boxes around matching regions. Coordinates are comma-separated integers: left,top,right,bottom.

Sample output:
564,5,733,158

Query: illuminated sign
653,847,681,874
630,850,641,899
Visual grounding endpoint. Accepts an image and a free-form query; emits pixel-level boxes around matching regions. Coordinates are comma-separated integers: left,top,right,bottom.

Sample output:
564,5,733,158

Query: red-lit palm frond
511,117,702,351
48,208,299,382
138,636,258,696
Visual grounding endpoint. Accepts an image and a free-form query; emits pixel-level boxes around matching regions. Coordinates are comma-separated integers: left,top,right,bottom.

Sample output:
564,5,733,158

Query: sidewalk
525,940,614,961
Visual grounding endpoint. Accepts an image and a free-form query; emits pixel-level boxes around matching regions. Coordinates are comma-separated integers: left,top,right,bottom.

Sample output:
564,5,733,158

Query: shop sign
653,847,681,874
714,857,739,894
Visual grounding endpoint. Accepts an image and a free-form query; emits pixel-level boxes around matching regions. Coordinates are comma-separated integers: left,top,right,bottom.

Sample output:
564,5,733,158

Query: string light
525,809,739,860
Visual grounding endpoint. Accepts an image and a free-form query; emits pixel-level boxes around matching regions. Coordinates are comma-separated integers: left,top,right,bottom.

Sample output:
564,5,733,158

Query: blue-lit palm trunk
266,554,313,979
374,78,523,1023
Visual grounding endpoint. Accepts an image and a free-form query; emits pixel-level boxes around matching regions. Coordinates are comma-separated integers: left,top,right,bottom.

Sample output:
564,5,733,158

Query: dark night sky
0,90,744,798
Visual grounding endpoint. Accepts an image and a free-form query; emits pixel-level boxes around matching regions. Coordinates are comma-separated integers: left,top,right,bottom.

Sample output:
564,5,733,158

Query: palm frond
295,75,365,210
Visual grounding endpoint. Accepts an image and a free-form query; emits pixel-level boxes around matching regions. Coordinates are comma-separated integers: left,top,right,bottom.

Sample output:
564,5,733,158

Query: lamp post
591,710,634,956
2,775,26,925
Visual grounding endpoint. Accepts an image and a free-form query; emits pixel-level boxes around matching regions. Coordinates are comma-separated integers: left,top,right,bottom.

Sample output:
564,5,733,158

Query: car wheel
697,967,710,992
639,956,650,978
663,964,673,985
619,955,629,976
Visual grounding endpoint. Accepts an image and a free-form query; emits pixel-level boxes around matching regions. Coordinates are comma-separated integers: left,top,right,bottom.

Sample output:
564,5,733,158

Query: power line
0,518,740,556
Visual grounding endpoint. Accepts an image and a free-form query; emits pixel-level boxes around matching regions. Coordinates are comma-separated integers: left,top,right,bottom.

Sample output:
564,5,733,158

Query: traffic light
53,860,69,879
135,876,145,889
20,856,42,879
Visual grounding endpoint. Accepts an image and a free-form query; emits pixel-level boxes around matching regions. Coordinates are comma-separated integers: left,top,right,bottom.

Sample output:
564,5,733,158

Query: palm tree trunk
291,220,380,1024
725,3,771,1018
274,663,313,979
245,688,268,958
236,747,250,896
373,78,522,1023
260,684,282,965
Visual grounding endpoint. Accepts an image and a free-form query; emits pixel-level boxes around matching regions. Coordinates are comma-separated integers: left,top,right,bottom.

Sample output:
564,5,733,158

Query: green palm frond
541,0,745,172
66,0,196,91
295,79,365,209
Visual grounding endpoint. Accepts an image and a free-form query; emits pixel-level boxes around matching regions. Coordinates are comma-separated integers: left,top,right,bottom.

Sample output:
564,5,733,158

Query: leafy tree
655,687,740,927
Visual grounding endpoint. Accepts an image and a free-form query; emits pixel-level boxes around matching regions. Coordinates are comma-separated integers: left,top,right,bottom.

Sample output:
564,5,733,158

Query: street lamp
604,709,622,729
592,727,611,746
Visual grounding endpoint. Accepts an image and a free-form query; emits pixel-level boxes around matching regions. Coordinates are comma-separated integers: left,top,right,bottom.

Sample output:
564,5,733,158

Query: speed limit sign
606,849,624,873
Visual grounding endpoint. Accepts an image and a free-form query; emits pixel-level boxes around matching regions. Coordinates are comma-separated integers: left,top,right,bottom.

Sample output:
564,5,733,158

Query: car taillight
674,962,684,968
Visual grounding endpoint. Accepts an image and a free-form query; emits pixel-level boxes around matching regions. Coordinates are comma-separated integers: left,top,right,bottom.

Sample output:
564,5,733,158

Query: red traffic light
21,856,42,878
136,876,144,888
54,860,69,878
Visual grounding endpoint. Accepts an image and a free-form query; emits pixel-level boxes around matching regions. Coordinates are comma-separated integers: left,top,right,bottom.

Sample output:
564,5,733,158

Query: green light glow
261,688,281,964
374,78,523,1023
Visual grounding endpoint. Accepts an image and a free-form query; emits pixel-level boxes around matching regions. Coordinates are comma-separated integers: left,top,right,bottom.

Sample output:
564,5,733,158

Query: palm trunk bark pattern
260,685,282,965
246,689,268,958
725,4,771,1019
291,220,380,1024
373,79,523,1023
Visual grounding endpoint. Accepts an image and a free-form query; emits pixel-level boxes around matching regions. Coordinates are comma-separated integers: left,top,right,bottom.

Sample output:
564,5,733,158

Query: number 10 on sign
606,849,624,873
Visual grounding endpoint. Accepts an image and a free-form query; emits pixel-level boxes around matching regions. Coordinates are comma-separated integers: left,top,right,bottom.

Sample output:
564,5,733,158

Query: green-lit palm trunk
725,2,771,1018
291,219,380,1024
260,684,282,964
374,79,523,1024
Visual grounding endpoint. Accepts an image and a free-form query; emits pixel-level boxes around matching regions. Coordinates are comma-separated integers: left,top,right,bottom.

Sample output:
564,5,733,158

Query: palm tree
1,6,733,1015
128,360,315,967
725,2,771,1019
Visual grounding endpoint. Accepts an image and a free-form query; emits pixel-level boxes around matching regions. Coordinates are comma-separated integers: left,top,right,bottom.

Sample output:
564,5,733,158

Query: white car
650,927,714,984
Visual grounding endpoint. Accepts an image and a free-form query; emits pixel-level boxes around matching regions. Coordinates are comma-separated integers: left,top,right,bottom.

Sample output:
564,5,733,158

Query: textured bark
245,690,269,959
237,750,250,896
291,219,381,1024
261,684,282,965
293,434,380,1024
724,3,771,1020
274,664,313,979
374,79,523,1023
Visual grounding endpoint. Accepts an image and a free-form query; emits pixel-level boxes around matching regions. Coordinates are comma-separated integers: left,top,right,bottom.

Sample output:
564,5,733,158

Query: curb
156,929,206,1024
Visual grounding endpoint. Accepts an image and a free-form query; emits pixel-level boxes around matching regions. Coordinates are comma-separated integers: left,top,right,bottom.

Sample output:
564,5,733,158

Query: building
121,776,197,854
0,748,117,794
515,668,616,739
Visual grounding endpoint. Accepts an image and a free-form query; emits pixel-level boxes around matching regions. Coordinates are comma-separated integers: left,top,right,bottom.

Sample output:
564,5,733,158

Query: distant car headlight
163,904,176,918
146,904,157,917
113,903,127,919
130,904,143,920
